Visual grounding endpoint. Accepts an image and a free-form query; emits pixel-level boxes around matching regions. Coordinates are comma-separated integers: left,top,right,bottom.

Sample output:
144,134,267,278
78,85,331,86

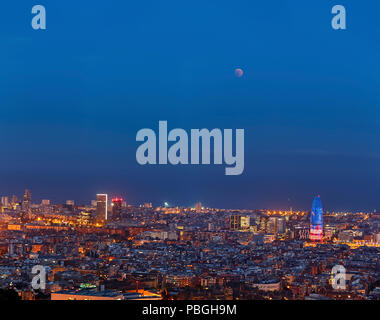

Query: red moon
235,68,243,77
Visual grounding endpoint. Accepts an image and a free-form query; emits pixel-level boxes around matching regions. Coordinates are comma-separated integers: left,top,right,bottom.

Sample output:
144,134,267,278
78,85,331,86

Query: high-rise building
41,199,50,206
230,214,239,230
66,200,75,206
259,216,267,232
65,200,75,211
310,195,323,242
230,214,250,231
11,195,19,205
78,211,92,226
111,197,123,220
96,194,108,224
266,216,286,234
277,217,286,234
195,202,202,213
23,189,31,202
1,196,9,207
267,217,277,234
22,189,31,210
241,216,250,229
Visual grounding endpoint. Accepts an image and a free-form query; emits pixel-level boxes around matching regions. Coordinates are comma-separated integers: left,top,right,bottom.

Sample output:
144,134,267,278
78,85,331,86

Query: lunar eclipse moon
235,68,244,77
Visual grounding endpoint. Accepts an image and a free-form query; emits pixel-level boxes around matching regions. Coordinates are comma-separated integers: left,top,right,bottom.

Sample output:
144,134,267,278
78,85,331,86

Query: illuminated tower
111,197,123,220
11,195,19,205
1,196,9,207
96,194,108,224
310,195,323,242
230,214,241,231
23,189,31,202
230,214,250,231
65,200,75,212
22,189,31,210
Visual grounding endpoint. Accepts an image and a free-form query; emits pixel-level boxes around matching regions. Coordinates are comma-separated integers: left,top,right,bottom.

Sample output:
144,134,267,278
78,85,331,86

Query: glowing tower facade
310,196,323,241
111,197,123,220
96,194,108,224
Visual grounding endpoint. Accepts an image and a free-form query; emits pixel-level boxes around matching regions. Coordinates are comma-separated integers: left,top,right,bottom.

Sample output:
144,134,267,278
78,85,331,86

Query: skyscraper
96,194,108,224
1,196,9,207
310,195,323,242
65,200,75,212
41,199,50,206
22,189,31,210
111,197,123,220
267,217,277,234
11,195,19,205
66,200,75,206
23,189,31,202
277,217,286,234
230,214,250,231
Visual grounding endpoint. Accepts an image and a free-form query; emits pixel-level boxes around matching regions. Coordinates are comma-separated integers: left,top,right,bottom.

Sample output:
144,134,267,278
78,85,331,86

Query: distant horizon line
0,189,378,213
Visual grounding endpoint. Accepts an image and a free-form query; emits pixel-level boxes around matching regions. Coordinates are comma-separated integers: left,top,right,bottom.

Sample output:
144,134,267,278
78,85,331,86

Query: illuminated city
1,1,379,314
0,190,380,300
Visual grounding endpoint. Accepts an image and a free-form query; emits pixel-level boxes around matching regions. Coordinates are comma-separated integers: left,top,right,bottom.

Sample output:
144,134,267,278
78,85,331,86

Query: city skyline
0,188,378,213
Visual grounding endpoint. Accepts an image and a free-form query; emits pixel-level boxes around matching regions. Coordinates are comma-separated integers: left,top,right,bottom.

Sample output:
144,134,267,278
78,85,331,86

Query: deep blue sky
0,1,379,211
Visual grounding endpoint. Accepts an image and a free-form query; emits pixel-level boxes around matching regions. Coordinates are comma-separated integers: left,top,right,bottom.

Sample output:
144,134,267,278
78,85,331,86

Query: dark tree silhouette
0,289,21,301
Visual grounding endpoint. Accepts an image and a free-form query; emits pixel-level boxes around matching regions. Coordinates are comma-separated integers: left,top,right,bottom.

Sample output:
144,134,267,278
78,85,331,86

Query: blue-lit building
310,196,323,241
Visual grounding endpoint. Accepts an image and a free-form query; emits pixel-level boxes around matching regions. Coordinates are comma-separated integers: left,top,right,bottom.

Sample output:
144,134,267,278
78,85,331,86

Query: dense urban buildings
0,190,380,300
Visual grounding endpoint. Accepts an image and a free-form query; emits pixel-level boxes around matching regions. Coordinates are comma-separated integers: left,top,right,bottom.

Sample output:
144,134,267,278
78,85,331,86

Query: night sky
0,1,379,211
